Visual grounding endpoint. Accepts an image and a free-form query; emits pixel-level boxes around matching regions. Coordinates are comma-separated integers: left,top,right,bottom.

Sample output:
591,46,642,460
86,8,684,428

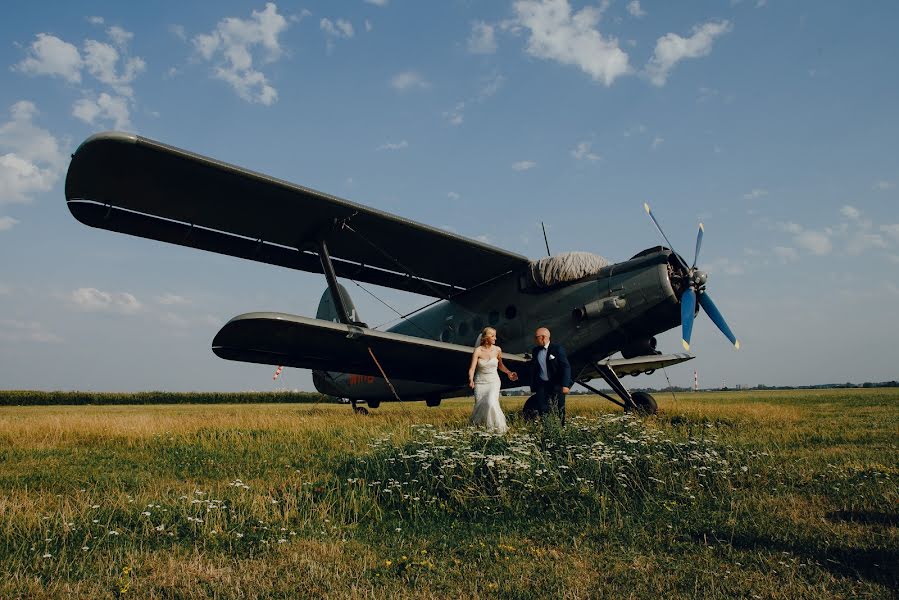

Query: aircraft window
504,305,517,320
440,326,454,342
488,310,500,325
458,321,469,337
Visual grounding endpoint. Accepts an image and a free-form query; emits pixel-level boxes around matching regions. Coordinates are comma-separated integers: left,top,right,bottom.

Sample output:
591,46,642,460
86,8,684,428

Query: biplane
65,132,739,414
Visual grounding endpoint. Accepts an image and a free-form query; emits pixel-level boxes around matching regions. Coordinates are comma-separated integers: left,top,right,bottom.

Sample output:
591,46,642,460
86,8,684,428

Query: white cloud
390,70,429,91
376,140,408,151
571,141,600,161
447,192,460,201
15,34,83,83
321,18,354,39
169,24,187,41
107,25,133,48
83,39,145,98
845,232,887,256
193,3,289,105
0,216,19,231
627,1,646,18
651,136,664,150
743,188,768,200
155,293,190,306
0,319,62,344
514,0,630,86
468,21,497,54
872,180,895,191
365,20,373,32
88,16,105,26
880,224,899,241
512,160,537,171
72,92,131,129
840,205,860,220
780,223,833,256
71,287,142,314
773,246,799,262
623,124,646,137
364,0,388,5
646,20,731,86
706,257,745,275
0,101,66,205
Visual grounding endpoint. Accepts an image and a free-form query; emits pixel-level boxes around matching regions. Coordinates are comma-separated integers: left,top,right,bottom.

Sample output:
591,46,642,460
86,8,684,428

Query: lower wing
212,313,528,387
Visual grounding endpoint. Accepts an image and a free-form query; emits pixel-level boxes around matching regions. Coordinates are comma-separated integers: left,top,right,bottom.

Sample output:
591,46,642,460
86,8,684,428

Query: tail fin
316,283,363,325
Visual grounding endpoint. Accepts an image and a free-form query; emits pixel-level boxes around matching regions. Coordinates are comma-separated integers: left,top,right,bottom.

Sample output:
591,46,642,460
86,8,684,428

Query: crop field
0,389,896,598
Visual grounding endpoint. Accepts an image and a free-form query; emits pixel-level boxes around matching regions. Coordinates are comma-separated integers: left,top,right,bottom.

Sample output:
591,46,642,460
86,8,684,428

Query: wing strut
318,238,354,325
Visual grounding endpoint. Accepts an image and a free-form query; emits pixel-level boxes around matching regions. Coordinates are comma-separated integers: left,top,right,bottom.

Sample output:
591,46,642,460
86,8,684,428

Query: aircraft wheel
353,406,369,416
630,392,658,415
367,400,381,409
425,396,441,407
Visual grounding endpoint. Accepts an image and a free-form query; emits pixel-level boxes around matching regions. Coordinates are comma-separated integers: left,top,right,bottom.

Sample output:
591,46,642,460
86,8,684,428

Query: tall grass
0,390,896,598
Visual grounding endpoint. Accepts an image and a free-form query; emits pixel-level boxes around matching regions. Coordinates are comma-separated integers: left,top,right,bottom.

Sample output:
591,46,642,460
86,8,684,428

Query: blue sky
1,1,897,392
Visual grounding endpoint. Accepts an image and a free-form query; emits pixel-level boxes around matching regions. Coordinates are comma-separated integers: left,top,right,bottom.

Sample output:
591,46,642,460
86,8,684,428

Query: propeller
643,203,740,352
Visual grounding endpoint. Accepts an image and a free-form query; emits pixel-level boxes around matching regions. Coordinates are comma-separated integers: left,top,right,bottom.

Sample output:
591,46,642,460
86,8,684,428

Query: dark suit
522,342,572,424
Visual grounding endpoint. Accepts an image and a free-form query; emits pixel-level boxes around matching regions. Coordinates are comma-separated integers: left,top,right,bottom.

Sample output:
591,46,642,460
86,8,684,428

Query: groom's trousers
525,380,566,424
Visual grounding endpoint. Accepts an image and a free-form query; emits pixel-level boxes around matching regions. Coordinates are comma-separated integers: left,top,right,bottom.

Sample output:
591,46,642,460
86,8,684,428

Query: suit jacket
528,342,572,392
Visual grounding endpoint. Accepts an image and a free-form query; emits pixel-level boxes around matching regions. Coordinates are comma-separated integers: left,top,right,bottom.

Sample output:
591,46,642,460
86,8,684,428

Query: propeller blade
692,222,704,268
680,287,696,351
698,292,740,350
644,203,688,270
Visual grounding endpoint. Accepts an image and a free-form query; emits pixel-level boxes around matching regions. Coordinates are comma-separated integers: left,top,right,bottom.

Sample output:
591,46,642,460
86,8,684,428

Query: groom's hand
562,387,570,394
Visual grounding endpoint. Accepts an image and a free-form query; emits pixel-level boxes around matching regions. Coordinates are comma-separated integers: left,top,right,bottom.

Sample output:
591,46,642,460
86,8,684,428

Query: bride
467,327,518,433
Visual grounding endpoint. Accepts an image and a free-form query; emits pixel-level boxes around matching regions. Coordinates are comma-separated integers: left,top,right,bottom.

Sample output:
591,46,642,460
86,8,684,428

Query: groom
522,326,572,424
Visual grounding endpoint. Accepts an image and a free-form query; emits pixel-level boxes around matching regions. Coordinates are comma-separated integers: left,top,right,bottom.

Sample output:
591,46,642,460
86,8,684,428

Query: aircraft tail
316,283,362,325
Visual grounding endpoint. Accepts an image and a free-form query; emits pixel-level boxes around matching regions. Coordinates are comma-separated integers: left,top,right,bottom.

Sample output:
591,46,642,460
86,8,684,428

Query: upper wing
212,312,529,386
65,132,530,298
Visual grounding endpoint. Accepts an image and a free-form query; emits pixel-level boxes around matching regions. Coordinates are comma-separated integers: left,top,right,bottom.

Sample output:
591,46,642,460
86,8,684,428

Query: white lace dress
470,356,508,434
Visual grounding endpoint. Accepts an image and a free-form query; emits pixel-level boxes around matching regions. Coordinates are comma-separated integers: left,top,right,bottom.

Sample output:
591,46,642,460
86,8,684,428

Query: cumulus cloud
514,0,630,86
14,33,83,83
468,21,497,54
447,192,460,201
0,216,19,231
15,28,144,129
376,140,408,151
320,18,354,52
390,70,429,91
193,3,289,105
72,92,131,129
365,0,388,5
651,136,664,150
82,38,145,97
646,20,731,86
780,222,832,256
71,287,142,314
773,246,799,262
627,1,646,18
0,319,62,344
872,180,895,191
571,141,600,161
840,205,860,220
0,101,66,205
512,160,537,171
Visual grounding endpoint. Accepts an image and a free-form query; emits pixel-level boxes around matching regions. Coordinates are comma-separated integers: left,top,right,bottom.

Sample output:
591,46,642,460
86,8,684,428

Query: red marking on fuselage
347,374,376,386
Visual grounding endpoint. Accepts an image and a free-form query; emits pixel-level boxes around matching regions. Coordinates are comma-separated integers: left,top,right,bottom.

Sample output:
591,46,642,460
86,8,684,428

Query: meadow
0,389,895,598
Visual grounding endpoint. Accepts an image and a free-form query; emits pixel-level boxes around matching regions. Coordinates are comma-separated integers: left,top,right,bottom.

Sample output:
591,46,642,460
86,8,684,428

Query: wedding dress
470,355,508,434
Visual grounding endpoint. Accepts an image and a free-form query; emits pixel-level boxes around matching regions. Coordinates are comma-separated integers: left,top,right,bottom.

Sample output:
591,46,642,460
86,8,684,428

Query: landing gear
575,362,659,415
350,399,370,415
425,396,441,407
629,391,658,415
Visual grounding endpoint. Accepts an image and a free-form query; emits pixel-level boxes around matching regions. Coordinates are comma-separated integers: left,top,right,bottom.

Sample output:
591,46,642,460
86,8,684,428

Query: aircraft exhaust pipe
573,296,626,322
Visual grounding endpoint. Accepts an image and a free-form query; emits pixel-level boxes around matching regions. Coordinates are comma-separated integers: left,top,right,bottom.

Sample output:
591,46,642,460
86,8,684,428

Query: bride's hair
477,327,496,347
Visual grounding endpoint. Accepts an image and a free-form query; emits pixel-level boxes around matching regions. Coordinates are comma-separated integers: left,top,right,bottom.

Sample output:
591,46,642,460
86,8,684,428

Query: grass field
0,389,896,598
